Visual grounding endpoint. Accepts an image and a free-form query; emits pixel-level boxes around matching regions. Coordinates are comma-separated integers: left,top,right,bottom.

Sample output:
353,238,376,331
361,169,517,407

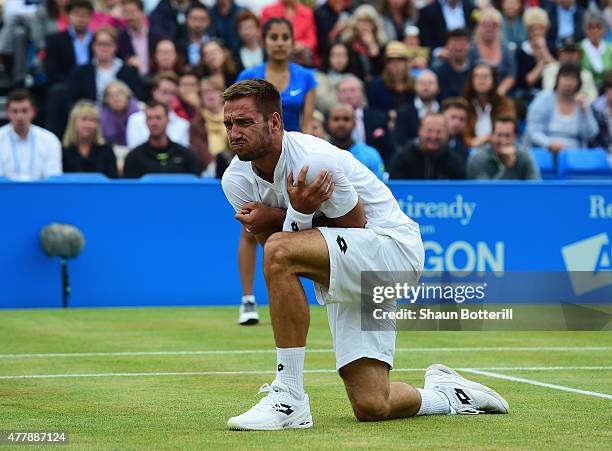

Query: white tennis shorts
314,223,424,371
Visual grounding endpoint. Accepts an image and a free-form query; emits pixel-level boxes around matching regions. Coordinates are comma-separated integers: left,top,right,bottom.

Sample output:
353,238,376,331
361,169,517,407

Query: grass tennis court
1,307,611,449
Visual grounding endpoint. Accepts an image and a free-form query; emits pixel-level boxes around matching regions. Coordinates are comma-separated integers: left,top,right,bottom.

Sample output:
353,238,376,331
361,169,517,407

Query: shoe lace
242,302,257,313
253,383,283,413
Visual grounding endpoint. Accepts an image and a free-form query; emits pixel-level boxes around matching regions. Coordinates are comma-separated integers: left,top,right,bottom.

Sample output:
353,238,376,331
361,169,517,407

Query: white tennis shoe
227,381,313,430
238,299,259,325
424,364,510,415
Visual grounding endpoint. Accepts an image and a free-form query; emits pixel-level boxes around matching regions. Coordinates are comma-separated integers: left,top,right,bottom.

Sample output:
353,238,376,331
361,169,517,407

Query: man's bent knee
349,395,391,422
263,232,295,278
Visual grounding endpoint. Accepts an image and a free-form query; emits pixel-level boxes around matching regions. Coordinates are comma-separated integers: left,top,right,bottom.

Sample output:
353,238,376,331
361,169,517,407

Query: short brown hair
236,9,259,27
441,96,469,113
93,26,118,44
222,79,283,123
7,88,35,108
153,71,179,90
121,0,144,10
146,99,169,116
67,0,93,13
493,114,518,134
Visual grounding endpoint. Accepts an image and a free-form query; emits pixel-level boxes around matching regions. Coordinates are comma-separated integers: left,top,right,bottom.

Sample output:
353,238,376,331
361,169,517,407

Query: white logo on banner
561,233,612,296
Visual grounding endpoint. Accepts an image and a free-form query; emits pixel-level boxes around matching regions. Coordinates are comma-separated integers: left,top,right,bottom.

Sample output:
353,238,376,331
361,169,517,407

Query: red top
261,1,318,55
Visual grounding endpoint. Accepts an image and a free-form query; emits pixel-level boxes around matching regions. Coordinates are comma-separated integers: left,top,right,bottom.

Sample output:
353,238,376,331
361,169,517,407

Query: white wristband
282,203,314,232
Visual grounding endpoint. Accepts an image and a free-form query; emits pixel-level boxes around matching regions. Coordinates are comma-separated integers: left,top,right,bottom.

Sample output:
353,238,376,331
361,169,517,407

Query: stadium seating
47,173,110,182
530,148,556,179
557,148,612,179
139,174,201,182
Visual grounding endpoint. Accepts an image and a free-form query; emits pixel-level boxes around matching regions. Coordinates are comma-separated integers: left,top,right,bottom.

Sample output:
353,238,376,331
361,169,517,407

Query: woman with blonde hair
469,8,516,96
342,4,387,82
515,8,555,102
62,100,118,178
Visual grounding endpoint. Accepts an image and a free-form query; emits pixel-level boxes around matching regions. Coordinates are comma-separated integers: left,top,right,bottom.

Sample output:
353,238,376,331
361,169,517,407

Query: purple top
100,98,140,146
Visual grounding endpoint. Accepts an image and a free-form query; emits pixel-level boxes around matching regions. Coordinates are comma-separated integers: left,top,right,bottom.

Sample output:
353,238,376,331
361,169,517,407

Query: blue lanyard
9,128,36,179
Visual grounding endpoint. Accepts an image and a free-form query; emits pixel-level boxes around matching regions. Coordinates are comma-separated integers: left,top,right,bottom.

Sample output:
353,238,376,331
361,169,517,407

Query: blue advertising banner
1,180,611,309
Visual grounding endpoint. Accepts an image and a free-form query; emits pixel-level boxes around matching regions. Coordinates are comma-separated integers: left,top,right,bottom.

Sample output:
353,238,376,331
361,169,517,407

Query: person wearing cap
403,25,430,72
366,40,415,112
542,36,598,103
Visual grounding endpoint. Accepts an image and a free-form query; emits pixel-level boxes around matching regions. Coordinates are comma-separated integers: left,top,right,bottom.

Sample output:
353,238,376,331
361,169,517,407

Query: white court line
1,346,610,359
461,369,612,400
1,366,612,381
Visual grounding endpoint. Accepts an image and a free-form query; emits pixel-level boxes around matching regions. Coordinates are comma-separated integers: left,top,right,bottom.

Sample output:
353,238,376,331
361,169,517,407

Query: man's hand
235,202,285,235
575,93,588,111
496,144,517,168
287,166,335,214
548,142,565,153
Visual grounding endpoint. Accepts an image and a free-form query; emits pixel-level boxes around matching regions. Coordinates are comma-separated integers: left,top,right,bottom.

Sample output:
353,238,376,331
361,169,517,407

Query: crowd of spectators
0,0,611,182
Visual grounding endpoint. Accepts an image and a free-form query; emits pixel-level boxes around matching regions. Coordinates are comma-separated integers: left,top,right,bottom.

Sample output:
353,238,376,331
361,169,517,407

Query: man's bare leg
340,358,422,421
263,230,330,348
237,228,259,325
238,227,257,297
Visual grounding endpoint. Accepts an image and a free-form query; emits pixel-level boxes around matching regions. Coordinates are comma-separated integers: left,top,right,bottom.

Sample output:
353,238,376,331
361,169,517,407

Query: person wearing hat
366,40,415,112
403,25,430,72
542,36,598,103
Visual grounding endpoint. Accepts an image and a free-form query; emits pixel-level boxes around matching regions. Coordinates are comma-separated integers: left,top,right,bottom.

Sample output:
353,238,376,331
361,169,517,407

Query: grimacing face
223,97,275,161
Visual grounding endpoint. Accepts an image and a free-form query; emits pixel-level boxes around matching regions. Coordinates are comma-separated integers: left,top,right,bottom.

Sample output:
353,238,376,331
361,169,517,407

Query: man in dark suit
337,74,395,165
45,0,93,85
44,0,94,137
394,70,441,147
149,0,195,43
118,0,165,77
545,0,585,51
211,0,243,55
68,27,145,105
417,0,476,52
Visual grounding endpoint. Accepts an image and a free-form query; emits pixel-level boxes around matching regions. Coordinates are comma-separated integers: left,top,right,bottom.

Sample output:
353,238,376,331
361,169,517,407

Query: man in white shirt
126,72,190,149
221,79,509,431
0,89,62,181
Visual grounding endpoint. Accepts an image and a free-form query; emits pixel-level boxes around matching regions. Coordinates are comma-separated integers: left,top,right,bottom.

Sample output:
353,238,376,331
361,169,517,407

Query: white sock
241,295,255,304
276,347,305,400
416,388,451,416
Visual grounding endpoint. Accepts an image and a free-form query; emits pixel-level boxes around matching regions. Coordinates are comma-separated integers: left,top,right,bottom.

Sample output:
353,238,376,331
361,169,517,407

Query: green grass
0,307,611,450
